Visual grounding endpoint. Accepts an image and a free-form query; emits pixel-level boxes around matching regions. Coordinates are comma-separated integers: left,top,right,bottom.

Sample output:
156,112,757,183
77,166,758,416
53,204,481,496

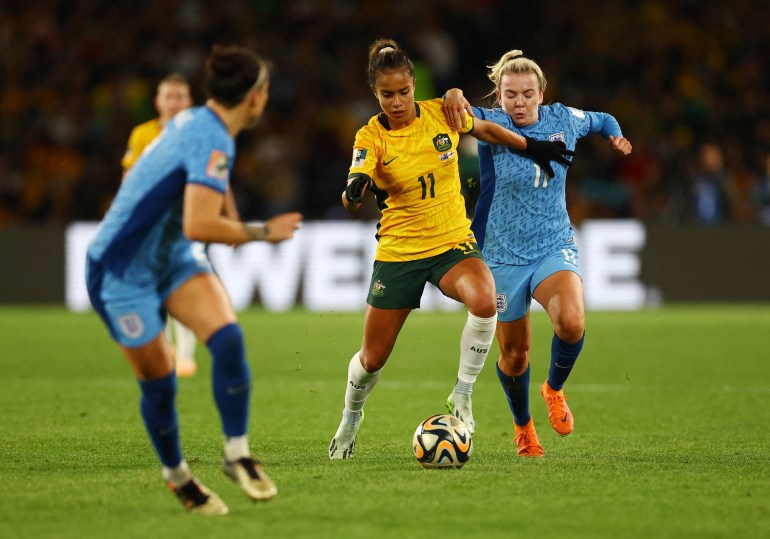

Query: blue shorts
86,241,213,347
489,243,582,322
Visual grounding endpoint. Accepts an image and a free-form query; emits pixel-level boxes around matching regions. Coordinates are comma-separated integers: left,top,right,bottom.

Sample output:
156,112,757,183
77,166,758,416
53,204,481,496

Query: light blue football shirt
87,106,233,278
471,103,622,265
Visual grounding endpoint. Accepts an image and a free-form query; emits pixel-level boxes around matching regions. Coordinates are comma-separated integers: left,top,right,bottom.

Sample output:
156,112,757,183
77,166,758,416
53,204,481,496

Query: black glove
345,176,369,204
520,136,574,177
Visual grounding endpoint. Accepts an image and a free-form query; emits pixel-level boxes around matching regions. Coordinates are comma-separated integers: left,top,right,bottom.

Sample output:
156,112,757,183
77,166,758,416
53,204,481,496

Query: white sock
343,352,381,416
173,319,197,363
162,460,192,487
224,435,250,462
456,312,497,389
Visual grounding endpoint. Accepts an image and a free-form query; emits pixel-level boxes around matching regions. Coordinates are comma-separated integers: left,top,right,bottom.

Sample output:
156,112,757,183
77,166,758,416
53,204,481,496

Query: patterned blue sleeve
179,111,233,194
561,105,623,140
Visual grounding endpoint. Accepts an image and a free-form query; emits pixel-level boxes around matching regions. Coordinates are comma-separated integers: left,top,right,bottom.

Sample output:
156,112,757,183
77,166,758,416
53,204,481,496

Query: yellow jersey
121,118,163,171
348,99,475,262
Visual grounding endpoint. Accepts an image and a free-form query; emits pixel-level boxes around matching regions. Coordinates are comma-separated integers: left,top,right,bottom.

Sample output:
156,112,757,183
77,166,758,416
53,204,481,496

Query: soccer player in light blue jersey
443,49,632,456
86,45,303,514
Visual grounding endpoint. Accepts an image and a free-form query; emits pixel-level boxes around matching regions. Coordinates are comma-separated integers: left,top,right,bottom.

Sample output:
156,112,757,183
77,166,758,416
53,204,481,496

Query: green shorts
366,241,483,309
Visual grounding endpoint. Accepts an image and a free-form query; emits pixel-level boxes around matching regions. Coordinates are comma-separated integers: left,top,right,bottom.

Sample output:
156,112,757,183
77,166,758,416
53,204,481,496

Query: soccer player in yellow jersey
329,38,573,459
122,73,193,171
122,74,200,377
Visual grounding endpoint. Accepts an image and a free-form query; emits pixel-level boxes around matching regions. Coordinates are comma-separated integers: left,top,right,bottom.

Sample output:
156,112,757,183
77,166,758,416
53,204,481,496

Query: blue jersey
471,103,622,265
88,106,233,278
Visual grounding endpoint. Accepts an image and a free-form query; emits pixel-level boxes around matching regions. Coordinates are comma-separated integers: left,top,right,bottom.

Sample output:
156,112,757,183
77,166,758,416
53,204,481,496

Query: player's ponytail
486,49,547,104
366,38,415,89
205,44,269,107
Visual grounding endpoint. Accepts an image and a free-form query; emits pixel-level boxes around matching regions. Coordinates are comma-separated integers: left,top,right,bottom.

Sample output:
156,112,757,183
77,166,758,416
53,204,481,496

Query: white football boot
328,409,364,459
446,391,475,434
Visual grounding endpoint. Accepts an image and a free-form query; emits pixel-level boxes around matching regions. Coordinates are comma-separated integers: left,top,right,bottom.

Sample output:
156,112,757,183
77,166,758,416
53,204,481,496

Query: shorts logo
496,293,508,313
117,313,144,339
371,279,387,297
561,248,578,266
351,148,368,168
433,133,452,152
206,150,230,182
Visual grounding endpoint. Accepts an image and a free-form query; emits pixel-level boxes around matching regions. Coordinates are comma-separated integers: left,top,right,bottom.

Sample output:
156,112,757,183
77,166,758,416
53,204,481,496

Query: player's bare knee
360,352,387,373
499,346,529,376
555,316,584,343
465,297,496,319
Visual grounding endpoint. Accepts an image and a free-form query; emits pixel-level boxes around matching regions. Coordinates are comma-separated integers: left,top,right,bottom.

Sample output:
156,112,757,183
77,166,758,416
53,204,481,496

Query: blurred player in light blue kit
444,49,632,456
121,72,201,378
86,45,302,514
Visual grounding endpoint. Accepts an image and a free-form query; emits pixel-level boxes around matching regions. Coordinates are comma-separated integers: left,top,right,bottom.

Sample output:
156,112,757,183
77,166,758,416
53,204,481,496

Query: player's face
373,69,416,130
155,82,193,124
497,72,543,127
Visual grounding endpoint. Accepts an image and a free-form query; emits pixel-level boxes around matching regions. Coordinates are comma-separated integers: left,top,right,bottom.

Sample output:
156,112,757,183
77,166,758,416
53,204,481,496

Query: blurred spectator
689,143,730,225
1,0,770,226
755,153,770,226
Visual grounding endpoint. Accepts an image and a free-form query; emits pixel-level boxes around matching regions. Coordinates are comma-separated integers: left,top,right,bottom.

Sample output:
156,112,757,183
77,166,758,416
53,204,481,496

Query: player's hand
441,88,475,131
520,136,574,177
609,135,632,156
345,176,369,204
264,212,303,244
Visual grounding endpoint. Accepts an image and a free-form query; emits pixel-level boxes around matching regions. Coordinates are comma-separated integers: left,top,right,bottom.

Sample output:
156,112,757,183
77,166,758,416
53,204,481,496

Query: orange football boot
513,417,544,457
541,380,574,436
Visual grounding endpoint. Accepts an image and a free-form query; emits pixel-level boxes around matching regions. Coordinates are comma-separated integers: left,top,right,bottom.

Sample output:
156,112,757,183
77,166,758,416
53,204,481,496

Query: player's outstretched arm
441,88,475,131
472,119,574,177
183,184,302,245
243,213,304,244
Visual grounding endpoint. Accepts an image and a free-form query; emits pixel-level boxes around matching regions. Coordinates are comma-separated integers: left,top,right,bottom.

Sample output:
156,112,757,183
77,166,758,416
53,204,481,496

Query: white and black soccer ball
412,414,473,469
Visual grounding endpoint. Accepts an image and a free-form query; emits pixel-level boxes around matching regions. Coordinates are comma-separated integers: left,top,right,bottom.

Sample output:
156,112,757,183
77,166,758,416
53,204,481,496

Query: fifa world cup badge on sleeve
351,148,367,168
206,150,230,182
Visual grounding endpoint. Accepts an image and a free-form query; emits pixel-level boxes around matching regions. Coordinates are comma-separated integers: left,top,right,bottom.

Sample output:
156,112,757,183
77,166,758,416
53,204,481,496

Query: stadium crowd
1,0,769,226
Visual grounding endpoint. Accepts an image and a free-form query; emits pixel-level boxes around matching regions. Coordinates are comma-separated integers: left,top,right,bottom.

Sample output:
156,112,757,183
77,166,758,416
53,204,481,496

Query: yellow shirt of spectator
348,98,476,262
121,119,163,171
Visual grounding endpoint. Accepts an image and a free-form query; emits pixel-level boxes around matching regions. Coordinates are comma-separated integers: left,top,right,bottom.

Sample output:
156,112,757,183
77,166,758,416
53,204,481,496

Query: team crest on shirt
206,150,230,181
549,131,565,143
496,293,508,313
351,148,368,168
432,133,452,152
371,280,387,297
117,313,144,339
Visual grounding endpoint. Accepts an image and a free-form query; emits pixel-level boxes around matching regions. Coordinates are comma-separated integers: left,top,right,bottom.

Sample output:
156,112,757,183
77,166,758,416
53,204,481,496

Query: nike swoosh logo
383,157,398,166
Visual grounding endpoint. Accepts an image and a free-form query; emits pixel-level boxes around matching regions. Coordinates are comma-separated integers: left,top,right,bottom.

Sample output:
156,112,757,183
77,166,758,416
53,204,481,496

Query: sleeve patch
351,148,368,168
205,150,230,182
567,107,586,119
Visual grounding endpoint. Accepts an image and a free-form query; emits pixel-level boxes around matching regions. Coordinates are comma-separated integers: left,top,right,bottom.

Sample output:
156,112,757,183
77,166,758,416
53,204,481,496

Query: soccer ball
412,414,473,469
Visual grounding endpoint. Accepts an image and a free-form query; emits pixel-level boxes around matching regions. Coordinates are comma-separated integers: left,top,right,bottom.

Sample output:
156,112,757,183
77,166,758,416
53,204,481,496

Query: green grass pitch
1,305,768,538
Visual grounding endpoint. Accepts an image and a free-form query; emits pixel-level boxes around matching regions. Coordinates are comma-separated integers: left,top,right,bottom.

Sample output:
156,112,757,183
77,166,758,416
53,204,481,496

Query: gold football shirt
348,98,475,262
121,118,163,171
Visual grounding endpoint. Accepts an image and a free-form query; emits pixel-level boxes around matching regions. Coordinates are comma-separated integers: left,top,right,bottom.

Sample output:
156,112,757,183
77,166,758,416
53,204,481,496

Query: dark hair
159,72,189,87
204,44,269,107
366,38,415,90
